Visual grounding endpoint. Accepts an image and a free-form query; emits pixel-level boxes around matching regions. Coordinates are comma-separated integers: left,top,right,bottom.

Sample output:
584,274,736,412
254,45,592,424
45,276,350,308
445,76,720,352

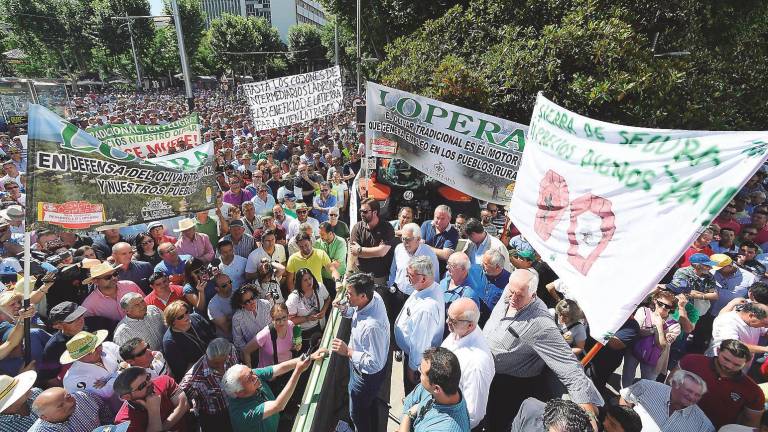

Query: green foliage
208,14,287,79
89,0,154,57
163,0,206,55
287,24,327,72
377,0,768,129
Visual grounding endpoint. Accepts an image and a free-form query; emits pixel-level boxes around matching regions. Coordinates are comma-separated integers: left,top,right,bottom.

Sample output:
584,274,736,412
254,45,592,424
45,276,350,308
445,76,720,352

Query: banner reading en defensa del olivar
366,82,528,204
242,66,343,131
26,104,216,231
86,113,200,158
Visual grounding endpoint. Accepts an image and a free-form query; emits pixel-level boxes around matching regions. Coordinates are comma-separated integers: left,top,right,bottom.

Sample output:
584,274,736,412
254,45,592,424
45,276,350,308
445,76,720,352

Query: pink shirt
175,233,215,263
255,321,296,368
82,280,143,321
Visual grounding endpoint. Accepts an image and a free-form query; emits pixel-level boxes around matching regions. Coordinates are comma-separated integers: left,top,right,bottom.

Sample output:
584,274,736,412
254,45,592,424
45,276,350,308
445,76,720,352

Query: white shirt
246,244,287,271
387,243,439,294
286,284,330,330
620,380,714,432
394,281,445,371
287,217,319,240
219,255,247,290
441,326,495,428
708,311,768,369
63,341,122,400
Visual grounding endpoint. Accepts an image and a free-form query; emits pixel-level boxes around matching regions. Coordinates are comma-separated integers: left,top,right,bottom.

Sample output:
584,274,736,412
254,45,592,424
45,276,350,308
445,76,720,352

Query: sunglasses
297,210,308,214
218,281,232,288
131,374,152,394
656,300,676,311
446,317,471,325
329,214,338,217
98,273,117,280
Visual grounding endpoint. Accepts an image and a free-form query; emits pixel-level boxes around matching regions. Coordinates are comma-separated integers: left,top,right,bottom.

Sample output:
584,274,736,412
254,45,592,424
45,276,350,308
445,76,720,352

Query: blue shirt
402,385,470,432
312,194,337,223
154,254,192,277
710,267,755,315
482,267,510,310
439,269,483,311
343,291,390,374
421,221,459,252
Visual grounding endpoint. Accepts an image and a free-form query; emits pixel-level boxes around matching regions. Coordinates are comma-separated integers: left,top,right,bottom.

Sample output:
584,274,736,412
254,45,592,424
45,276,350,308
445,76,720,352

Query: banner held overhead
86,113,201,158
26,104,216,231
510,93,768,342
366,82,528,204
242,66,344,131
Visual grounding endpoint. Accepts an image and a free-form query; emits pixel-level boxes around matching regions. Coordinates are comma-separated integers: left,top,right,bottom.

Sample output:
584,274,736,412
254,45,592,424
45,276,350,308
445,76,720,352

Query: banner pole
581,342,603,367
22,231,32,365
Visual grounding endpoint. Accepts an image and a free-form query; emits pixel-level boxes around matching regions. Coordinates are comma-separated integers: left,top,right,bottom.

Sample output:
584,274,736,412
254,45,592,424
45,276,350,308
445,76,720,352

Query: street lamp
111,16,143,92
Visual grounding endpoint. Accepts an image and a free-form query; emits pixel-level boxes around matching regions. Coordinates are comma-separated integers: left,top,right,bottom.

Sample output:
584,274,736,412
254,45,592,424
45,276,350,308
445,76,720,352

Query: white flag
510,93,768,342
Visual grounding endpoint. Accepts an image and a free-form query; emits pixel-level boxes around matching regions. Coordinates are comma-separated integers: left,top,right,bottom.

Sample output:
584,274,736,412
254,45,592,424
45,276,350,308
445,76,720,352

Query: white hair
435,204,452,217
459,307,481,324
448,252,471,271
407,255,434,279
483,249,505,269
669,369,707,393
207,338,234,360
511,268,539,295
221,364,249,397
119,292,144,311
400,222,421,238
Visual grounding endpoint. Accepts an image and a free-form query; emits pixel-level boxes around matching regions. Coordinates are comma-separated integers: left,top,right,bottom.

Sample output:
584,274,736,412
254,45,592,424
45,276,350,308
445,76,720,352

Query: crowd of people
0,86,767,432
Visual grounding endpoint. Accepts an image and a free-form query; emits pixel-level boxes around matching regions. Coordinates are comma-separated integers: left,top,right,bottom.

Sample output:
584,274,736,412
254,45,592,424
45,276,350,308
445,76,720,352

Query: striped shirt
482,297,603,406
222,233,256,259
180,345,239,416
113,305,167,351
29,391,108,432
620,380,715,432
0,387,42,432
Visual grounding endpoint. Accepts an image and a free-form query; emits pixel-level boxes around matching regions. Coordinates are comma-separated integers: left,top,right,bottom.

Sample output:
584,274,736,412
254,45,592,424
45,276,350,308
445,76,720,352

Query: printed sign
26,104,216,230
509,93,768,342
242,66,344,130
86,114,200,158
366,82,528,204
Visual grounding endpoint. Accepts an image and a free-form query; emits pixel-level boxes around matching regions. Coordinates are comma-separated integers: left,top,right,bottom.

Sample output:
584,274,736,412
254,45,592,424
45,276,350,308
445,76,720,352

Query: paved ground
388,353,405,430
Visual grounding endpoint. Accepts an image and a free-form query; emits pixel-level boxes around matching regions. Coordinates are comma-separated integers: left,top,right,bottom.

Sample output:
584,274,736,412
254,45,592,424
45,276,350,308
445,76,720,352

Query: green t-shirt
228,366,277,432
671,301,700,340
195,217,219,249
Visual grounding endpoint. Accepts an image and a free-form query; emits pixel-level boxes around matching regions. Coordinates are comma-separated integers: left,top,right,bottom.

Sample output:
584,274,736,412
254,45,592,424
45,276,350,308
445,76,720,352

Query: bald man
441,298,495,430
113,241,153,294
30,387,109,431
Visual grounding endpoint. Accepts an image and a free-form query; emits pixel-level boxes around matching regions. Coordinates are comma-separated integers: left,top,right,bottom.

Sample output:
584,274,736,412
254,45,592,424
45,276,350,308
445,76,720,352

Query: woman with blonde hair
555,299,586,357
161,300,214,380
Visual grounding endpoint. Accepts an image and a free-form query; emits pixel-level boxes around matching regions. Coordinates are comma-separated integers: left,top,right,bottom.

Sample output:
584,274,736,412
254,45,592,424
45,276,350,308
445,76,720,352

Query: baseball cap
689,253,717,268
49,301,87,324
147,221,164,230
710,253,733,270
284,192,296,201
229,219,244,228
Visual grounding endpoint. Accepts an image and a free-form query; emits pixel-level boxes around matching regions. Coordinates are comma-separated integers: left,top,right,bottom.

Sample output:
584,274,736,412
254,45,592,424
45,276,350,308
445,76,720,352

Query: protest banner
366,82,528,204
86,113,200,158
26,104,216,231
242,66,344,131
509,93,768,342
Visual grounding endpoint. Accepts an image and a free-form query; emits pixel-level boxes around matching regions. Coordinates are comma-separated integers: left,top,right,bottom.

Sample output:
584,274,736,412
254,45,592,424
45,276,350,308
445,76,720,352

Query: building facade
202,0,326,43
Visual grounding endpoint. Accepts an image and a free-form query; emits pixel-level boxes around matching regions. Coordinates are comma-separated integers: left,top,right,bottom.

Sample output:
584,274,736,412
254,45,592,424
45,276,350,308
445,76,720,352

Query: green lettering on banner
473,119,502,144
424,104,449,124
447,112,474,135
697,186,739,226
657,178,702,205
498,129,526,151
396,97,422,118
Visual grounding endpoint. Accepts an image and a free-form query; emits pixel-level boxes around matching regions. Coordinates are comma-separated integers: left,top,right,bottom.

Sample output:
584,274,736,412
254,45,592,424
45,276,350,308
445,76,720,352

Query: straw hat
0,370,36,414
173,218,196,233
83,262,119,284
0,206,23,221
60,330,108,364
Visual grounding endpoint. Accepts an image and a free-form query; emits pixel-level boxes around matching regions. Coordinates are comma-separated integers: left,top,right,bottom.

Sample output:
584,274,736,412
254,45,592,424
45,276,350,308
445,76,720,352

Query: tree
163,0,206,56
89,0,154,57
208,14,286,80
287,24,327,72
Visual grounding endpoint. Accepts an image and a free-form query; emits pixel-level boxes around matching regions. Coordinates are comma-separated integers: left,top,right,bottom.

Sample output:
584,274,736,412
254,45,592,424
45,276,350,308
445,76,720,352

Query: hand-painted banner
27,104,216,231
242,66,344,131
86,114,200,158
366,82,528,204
510,93,768,342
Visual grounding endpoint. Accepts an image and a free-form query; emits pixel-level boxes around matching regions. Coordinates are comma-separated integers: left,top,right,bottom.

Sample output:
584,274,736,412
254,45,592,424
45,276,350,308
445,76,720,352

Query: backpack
632,307,674,366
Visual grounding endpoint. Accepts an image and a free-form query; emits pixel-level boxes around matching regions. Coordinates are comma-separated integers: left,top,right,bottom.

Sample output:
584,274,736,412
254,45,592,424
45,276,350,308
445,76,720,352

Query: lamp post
356,0,361,95
111,16,143,92
171,0,194,112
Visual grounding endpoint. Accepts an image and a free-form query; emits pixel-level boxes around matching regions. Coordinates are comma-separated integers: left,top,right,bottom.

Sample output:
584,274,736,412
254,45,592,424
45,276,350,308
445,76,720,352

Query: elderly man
222,354,318,432
272,203,295,235
209,273,235,339
441,298,495,430
113,366,193,432
81,262,144,323
707,302,768,367
464,218,512,271
113,293,166,350
119,338,169,377
349,198,396,286
241,201,263,238
678,339,764,429
482,269,603,430
398,347,470,432
477,249,510,326
112,242,153,294
440,252,483,316
221,220,256,259
60,330,122,412
180,338,239,431
315,221,347,298
421,205,460,276
154,243,192,286
29,387,110,432
251,184,276,217
312,181,337,223
331,273,390,432
174,218,215,263
387,222,440,307
390,206,414,237
285,232,340,291
620,370,714,431
394,256,445,395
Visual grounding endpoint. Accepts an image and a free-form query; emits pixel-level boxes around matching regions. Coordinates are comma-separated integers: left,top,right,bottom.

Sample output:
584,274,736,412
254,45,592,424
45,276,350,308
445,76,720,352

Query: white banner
510,93,768,342
86,114,200,158
243,66,344,131
366,82,528,204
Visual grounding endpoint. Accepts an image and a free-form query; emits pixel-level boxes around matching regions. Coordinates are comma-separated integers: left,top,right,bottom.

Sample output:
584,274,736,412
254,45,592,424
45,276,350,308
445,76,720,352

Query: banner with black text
86,113,200,158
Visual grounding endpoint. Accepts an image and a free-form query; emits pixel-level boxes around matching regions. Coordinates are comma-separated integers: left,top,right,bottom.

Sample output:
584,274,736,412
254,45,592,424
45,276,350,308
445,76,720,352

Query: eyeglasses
297,210,308,214
161,247,176,254
98,273,118,280
329,213,338,217
402,237,415,242
129,374,152,394
218,281,232,288
446,317,471,325
321,189,329,192
655,300,676,311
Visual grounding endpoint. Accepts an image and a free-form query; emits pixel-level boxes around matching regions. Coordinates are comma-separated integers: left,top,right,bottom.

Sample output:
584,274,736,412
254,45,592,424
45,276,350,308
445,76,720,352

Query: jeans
348,362,386,432
621,350,658,388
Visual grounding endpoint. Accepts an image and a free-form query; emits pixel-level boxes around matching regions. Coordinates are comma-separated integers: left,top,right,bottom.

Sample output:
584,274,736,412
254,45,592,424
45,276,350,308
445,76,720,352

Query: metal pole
171,0,194,111
334,22,339,67
126,16,143,92
356,0,361,95
22,80,37,366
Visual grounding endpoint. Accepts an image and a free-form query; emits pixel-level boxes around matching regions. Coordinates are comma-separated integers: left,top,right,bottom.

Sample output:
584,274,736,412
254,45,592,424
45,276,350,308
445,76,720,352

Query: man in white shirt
394,255,445,395
464,218,512,272
245,229,287,282
60,330,123,413
217,239,247,290
441,298,495,430
707,302,768,369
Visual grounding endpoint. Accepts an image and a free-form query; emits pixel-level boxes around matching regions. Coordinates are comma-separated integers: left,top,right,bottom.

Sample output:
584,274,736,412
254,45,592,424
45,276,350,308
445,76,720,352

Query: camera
260,257,274,275
198,258,222,281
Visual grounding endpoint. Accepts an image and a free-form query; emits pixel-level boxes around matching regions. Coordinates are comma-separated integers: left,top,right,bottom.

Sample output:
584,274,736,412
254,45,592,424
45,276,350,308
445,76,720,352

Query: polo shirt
144,284,186,311
228,366,277,432
620,379,715,432
679,354,764,428
195,217,219,249
117,260,154,294
154,255,192,285
115,375,193,432
421,221,459,275
401,384,470,432
314,236,347,278
349,220,396,277
81,281,143,321
286,249,331,284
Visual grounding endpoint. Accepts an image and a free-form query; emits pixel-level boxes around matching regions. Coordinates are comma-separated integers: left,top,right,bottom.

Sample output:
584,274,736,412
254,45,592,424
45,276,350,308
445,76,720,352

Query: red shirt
677,244,715,268
679,354,764,428
115,375,193,432
144,284,186,311
713,217,742,235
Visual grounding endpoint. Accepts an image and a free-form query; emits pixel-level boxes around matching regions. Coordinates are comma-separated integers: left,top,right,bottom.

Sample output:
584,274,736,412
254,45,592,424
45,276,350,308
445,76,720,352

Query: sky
149,0,164,16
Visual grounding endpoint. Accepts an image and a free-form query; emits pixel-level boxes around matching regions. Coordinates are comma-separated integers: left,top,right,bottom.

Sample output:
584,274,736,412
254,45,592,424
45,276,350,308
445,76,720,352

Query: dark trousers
348,363,387,432
486,374,542,432
198,411,232,432
689,312,715,354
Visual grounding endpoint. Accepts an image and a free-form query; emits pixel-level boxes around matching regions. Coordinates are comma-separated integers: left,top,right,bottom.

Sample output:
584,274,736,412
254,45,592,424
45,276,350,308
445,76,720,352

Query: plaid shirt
179,345,239,416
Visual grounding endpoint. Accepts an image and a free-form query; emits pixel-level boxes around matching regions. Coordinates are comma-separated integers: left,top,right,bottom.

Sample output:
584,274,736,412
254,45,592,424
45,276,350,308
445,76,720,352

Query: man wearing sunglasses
114,366,193,432
82,262,143,323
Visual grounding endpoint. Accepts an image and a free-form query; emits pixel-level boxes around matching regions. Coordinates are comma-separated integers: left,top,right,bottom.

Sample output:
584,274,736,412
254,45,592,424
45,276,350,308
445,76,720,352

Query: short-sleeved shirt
678,354,764,428
115,375,192,432
255,322,296,367
228,367,277,432
286,284,330,330
286,249,331,284
421,221,459,275
349,220,396,277
144,284,186,311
